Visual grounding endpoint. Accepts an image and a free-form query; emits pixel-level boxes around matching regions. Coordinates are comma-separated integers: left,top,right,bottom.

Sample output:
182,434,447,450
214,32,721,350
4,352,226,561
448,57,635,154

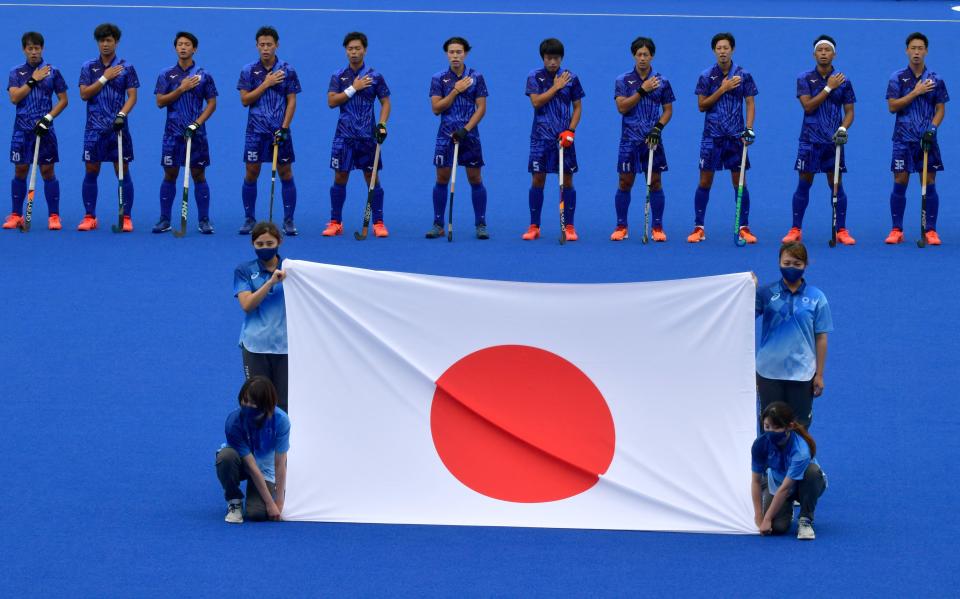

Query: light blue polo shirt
751,432,820,494
233,257,287,354
223,407,290,483
755,279,833,381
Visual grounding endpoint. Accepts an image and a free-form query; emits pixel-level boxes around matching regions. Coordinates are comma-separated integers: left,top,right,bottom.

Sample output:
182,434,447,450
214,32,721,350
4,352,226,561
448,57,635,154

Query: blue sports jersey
796,67,856,144
429,66,487,139
886,66,949,142
223,407,290,483
237,59,301,135
154,62,218,138
79,56,139,134
694,63,758,137
755,279,833,381
233,257,287,354
525,67,585,140
751,432,820,494
8,60,67,130
614,68,675,142
328,64,390,140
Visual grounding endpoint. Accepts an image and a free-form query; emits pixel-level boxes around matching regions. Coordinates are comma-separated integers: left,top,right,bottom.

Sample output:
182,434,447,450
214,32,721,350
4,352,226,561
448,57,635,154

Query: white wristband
823,85,833,94
98,75,108,85
344,86,356,98
43,113,53,121
837,126,846,132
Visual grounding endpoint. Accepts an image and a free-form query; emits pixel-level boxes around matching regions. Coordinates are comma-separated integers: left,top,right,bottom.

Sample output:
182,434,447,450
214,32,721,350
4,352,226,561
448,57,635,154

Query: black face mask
255,247,278,262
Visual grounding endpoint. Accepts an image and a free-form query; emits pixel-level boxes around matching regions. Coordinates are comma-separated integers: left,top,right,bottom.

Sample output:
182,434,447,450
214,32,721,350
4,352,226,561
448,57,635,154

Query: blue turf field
2,1,959,596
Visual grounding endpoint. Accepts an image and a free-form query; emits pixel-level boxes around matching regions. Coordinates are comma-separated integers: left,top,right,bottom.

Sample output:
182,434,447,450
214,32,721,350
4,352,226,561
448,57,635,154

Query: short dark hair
779,241,808,264
174,31,198,48
343,31,368,48
711,32,735,50
443,36,471,52
814,34,836,49
94,23,121,42
630,36,655,57
255,26,279,43
906,32,928,48
237,376,279,422
21,31,44,49
539,38,564,58
251,220,282,243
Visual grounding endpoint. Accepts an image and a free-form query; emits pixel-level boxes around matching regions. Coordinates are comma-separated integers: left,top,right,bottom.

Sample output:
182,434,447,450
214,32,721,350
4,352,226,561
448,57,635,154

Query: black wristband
655,121,666,130
26,78,37,88
637,88,648,98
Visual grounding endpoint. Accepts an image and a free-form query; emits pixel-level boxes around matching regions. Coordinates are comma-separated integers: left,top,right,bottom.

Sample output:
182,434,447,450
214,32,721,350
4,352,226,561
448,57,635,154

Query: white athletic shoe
225,502,243,524
797,516,815,540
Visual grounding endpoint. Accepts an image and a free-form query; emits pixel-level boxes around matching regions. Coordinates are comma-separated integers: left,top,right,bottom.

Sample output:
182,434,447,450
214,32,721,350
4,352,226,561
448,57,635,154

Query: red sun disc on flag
430,345,616,503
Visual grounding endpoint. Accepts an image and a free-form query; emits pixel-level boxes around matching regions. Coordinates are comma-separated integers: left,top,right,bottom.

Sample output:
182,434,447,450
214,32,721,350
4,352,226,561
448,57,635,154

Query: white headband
814,40,836,51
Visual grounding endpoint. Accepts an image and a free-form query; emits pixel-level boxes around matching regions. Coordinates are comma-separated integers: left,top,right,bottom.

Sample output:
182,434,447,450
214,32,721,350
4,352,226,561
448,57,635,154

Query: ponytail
788,421,817,458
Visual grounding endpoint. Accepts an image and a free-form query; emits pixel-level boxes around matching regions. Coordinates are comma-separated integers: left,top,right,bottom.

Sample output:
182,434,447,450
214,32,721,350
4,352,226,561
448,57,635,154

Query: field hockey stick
643,144,654,244
917,149,928,248
558,141,566,245
110,131,125,233
354,143,382,240
18,134,41,233
268,141,279,223
733,141,748,247
172,136,192,238
447,141,460,242
828,144,841,248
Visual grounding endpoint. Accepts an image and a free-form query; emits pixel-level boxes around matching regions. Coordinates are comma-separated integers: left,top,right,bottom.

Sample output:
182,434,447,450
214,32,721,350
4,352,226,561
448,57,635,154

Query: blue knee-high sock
159,179,176,220
529,186,544,226
43,177,59,215
926,183,939,231
432,183,447,225
242,180,257,219
330,183,346,222
194,181,211,220
890,182,907,229
650,188,666,228
615,189,631,226
281,178,296,221
372,184,384,222
121,174,134,216
11,176,26,215
694,185,710,226
791,179,813,228
82,171,98,216
836,183,848,229
563,188,577,226
470,183,487,226
738,186,751,226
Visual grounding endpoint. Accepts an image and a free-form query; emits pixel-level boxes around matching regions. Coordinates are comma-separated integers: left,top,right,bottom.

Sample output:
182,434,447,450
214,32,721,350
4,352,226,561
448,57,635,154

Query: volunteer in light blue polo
754,241,833,428
234,221,288,411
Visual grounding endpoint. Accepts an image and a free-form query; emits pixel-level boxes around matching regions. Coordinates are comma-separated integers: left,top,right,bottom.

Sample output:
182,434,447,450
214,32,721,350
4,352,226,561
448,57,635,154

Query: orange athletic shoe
373,221,388,238
48,214,62,230
782,227,802,243
77,214,98,231
925,229,942,246
739,226,758,244
2,213,23,229
652,226,667,242
610,226,628,241
564,224,578,241
122,215,133,232
686,226,705,243
321,220,343,236
884,228,904,244
521,224,540,240
836,228,856,245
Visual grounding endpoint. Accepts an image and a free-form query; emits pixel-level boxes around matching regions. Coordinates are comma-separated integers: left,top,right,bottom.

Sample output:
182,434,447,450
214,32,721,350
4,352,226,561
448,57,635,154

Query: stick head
917,239,926,248
735,236,746,247
828,239,836,248
353,231,367,241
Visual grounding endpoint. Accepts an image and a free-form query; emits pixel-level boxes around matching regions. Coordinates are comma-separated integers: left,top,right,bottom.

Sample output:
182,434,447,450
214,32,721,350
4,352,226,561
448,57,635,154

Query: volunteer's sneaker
225,502,243,524
564,224,578,241
925,229,942,246
238,217,256,235
686,226,705,243
475,224,489,240
283,218,298,237
796,516,815,540
652,226,667,242
2,213,23,229
521,224,540,240
152,217,171,233
739,226,758,244
884,228,904,244
48,214,62,230
198,218,215,234
122,215,133,232
425,224,444,239
321,220,343,237
373,221,388,238
836,228,856,245
782,227,802,243
610,225,628,241
77,214,98,231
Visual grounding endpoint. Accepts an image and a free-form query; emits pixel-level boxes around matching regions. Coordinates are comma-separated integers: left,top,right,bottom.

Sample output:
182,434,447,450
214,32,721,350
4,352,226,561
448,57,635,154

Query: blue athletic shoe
198,218,215,235
151,217,171,234
238,217,256,235
283,218,298,237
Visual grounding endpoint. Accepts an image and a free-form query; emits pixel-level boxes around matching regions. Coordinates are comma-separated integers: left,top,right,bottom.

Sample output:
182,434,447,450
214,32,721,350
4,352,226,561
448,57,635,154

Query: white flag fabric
282,261,758,534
